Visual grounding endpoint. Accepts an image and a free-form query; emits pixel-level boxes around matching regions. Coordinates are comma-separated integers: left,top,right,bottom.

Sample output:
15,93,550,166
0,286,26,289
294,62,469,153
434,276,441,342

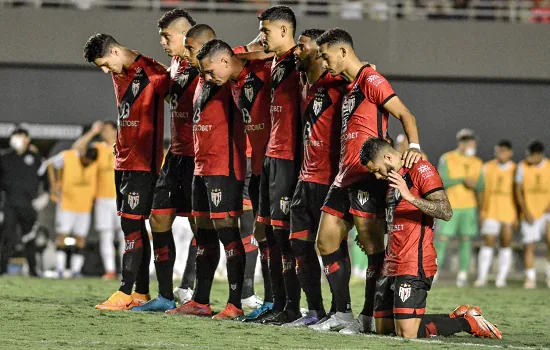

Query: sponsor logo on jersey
118,101,130,120
242,107,252,124
169,93,179,111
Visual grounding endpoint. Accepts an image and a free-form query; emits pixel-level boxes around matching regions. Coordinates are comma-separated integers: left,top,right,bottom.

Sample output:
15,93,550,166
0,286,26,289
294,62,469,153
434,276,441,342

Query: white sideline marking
3,335,546,350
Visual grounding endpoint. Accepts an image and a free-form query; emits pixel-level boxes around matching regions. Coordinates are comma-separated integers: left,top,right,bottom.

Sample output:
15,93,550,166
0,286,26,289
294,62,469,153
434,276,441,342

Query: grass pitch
0,276,548,349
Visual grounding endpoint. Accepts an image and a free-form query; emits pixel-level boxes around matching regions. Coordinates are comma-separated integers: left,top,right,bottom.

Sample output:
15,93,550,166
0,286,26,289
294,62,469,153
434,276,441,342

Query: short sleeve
362,71,396,107
411,162,445,198
515,163,524,184
153,72,170,97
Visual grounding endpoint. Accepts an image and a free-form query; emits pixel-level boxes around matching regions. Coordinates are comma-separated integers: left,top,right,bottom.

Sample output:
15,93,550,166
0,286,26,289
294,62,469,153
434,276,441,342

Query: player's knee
76,237,86,249
195,216,213,229
253,221,266,242
212,216,237,231
316,236,337,255
398,329,418,339
149,214,172,232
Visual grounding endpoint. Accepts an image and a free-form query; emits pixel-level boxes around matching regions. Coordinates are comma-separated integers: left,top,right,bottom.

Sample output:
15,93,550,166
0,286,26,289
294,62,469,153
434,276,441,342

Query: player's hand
91,121,104,135
28,144,39,154
112,143,117,156
463,178,477,190
388,170,414,202
524,211,535,225
401,148,423,168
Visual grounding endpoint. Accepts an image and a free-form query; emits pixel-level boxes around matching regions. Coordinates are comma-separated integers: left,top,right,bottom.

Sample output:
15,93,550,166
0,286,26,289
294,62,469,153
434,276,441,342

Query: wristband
409,143,421,150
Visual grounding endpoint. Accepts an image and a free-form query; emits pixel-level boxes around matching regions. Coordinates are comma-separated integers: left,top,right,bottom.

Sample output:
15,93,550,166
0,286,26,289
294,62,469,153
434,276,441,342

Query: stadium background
0,3,549,348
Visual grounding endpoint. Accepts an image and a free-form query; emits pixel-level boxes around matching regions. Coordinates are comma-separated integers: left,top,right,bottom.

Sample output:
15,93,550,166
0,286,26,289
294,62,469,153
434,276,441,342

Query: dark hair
316,28,354,49
157,9,196,29
528,140,545,154
186,24,216,40
258,5,296,36
84,147,98,161
360,137,392,166
496,139,512,149
83,33,119,63
300,29,325,41
11,126,29,137
196,39,234,61
103,120,117,129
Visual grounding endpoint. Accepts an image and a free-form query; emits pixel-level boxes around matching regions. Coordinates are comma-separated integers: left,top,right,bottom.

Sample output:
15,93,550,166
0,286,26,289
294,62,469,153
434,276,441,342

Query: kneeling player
361,137,502,339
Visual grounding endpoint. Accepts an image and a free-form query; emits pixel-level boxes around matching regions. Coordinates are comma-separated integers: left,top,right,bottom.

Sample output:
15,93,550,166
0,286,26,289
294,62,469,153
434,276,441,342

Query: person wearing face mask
47,147,98,279
435,129,484,287
0,127,44,276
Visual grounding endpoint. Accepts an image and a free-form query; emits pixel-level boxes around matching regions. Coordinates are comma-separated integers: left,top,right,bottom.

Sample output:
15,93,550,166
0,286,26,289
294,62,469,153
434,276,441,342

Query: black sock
292,239,324,312
418,314,471,337
258,241,273,303
361,251,384,317
152,230,175,300
274,227,300,313
193,228,219,305
340,240,352,312
218,227,246,309
24,241,38,276
321,249,351,313
179,238,197,289
119,218,144,295
240,210,258,299
134,220,151,295
265,225,285,311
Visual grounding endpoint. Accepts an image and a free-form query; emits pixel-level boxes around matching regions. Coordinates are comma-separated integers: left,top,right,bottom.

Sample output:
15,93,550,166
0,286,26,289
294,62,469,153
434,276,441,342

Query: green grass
0,277,548,350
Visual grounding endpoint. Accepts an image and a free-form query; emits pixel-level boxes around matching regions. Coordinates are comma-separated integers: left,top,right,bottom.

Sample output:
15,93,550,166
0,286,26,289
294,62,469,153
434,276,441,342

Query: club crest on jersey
132,80,140,97
128,192,139,210
178,71,189,87
273,65,285,84
170,93,178,111
357,190,369,206
242,108,252,124
211,189,222,207
118,101,130,120
399,283,412,302
313,99,323,116
280,197,291,215
244,85,254,102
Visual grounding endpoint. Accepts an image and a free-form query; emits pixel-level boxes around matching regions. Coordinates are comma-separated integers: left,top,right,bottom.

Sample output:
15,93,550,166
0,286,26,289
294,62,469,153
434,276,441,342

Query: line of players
83,6,501,339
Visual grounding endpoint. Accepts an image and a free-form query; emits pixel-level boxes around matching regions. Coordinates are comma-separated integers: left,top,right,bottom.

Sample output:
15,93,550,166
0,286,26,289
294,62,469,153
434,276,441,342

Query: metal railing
1,0,546,23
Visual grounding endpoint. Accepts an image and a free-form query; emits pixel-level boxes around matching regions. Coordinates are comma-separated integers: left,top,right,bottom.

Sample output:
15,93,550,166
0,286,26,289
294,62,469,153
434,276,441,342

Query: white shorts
94,197,121,231
56,209,92,237
521,217,548,244
481,219,513,236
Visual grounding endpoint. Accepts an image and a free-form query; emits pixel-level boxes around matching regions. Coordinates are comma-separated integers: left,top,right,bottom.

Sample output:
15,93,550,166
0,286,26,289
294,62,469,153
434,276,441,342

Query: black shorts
321,176,387,219
115,170,157,219
243,158,261,214
151,152,194,217
373,274,433,320
289,180,331,241
192,174,244,219
258,157,299,228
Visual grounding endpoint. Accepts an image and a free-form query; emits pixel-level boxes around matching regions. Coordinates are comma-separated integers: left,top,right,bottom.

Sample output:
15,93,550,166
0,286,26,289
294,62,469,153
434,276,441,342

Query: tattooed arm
387,170,453,221
408,190,453,221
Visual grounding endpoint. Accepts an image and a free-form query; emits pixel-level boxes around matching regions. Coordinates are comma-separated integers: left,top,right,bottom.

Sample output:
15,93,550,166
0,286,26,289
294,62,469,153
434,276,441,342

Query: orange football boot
450,305,471,318
464,307,502,339
127,292,151,309
212,303,244,320
95,291,133,311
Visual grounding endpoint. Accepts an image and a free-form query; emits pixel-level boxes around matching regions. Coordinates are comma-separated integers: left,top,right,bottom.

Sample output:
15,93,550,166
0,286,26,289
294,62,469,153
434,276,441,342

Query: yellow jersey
516,159,550,219
438,150,483,209
60,150,98,213
481,160,517,223
95,142,116,199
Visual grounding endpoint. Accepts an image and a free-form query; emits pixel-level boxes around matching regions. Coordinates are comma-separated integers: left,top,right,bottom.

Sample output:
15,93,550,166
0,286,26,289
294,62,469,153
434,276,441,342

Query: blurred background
0,0,548,284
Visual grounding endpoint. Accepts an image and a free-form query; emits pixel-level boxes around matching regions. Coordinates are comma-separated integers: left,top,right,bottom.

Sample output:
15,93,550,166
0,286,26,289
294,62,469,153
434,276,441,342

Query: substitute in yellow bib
49,148,98,279
515,141,550,289
436,129,484,287
474,140,517,288
72,121,123,281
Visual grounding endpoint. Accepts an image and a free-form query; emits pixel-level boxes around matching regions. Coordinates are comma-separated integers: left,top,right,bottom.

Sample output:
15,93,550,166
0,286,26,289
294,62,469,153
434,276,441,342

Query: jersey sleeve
362,71,396,107
515,163,524,184
232,46,248,54
152,71,170,97
412,162,445,198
